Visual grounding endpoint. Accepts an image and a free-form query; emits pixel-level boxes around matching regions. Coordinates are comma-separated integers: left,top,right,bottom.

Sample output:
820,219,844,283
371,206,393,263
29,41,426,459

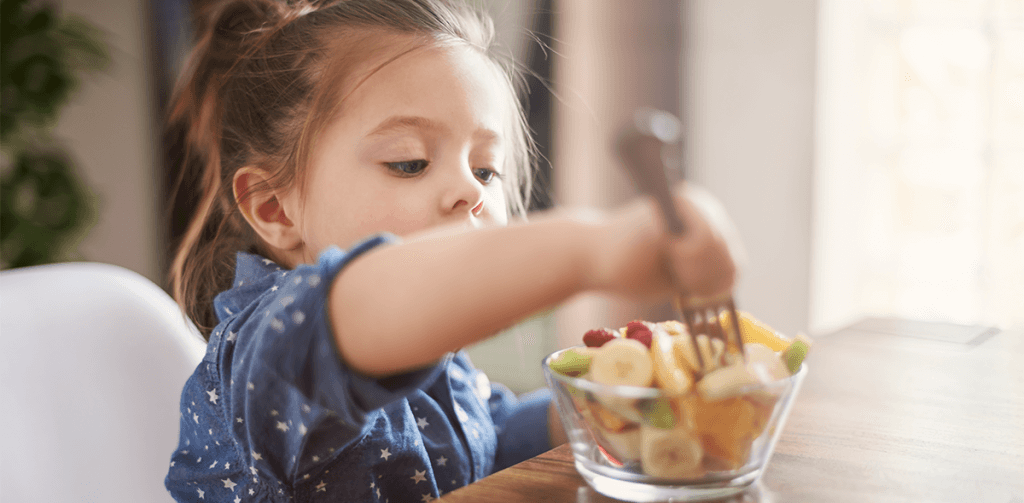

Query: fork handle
616,129,687,237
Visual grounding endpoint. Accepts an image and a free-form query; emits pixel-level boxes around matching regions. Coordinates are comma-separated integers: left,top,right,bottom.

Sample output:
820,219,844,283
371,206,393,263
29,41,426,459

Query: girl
164,0,737,502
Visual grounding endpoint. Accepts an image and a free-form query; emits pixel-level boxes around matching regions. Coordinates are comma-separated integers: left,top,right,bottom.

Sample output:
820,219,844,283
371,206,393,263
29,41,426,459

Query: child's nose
440,164,485,217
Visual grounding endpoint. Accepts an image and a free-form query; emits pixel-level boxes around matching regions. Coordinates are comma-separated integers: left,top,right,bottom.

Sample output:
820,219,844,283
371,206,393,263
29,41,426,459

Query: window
813,0,1023,332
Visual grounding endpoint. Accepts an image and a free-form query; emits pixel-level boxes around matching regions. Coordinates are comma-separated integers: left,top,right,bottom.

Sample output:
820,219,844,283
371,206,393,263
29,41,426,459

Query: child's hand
586,183,740,301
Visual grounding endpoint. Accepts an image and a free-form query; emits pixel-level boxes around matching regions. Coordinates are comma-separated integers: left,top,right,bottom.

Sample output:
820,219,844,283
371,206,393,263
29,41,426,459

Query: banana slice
696,362,760,402
590,338,654,387
586,400,634,432
744,342,789,381
640,425,703,479
672,330,701,375
595,395,643,423
659,320,687,336
710,338,726,367
598,427,643,463
651,328,693,395
693,335,727,373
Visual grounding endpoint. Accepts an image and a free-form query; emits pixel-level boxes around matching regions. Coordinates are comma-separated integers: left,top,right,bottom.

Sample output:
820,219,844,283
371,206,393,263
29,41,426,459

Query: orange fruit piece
720,311,791,352
690,396,759,470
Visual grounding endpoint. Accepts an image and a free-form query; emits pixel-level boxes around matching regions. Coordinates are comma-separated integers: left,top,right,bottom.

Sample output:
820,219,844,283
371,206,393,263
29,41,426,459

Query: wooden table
439,318,1024,502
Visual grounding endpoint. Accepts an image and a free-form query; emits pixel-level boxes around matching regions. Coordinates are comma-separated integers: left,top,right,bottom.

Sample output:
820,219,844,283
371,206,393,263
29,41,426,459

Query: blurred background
2,0,1021,393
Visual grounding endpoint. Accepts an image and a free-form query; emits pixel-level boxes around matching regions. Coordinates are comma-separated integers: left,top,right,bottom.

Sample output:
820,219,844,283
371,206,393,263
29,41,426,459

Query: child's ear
233,167,302,252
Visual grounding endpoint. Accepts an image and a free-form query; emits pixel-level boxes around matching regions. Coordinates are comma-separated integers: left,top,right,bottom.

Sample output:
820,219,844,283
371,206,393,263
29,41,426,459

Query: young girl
164,0,737,502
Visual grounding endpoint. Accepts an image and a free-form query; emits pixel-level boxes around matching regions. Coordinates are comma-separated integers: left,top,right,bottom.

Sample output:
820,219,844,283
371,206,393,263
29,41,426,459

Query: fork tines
675,295,746,373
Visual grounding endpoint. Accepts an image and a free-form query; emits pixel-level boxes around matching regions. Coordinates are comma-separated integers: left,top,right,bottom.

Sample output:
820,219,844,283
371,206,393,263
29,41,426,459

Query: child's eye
473,167,503,184
385,160,429,177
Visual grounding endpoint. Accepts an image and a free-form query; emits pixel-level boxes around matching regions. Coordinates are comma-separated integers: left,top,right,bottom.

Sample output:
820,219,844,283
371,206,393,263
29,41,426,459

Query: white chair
1,262,207,502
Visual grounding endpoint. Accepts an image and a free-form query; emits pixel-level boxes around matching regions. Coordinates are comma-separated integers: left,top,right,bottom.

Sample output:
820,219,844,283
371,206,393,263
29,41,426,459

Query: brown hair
167,0,535,338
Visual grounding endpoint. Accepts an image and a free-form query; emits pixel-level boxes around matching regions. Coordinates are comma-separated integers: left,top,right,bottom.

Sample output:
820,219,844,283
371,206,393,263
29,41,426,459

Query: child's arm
329,184,735,377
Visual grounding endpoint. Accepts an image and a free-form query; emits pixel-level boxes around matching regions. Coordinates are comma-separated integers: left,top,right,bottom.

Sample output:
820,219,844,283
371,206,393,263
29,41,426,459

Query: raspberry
626,328,653,349
625,320,649,338
583,328,618,348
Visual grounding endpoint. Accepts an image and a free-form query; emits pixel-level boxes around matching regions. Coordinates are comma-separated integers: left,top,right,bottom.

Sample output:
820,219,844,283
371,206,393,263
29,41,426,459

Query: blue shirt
166,235,553,503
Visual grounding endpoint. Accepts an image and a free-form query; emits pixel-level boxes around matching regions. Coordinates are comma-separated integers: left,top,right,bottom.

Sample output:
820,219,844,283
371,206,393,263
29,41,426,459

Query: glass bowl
543,347,807,502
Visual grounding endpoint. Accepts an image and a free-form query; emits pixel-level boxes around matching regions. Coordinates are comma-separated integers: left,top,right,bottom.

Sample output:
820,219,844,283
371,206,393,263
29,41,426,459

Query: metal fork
615,108,745,373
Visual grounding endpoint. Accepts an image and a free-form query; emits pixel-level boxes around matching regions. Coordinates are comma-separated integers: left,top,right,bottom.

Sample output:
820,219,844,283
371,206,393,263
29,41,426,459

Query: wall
682,0,818,337
54,0,162,284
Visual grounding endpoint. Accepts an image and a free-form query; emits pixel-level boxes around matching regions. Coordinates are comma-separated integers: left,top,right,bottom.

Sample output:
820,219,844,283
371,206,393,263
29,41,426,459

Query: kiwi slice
549,348,593,376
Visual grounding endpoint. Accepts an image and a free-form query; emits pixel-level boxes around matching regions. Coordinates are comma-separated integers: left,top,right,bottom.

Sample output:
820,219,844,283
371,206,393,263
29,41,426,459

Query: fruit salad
547,312,810,479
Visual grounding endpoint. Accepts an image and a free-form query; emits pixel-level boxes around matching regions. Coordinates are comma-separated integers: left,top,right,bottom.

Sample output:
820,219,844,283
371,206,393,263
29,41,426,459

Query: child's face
289,42,511,261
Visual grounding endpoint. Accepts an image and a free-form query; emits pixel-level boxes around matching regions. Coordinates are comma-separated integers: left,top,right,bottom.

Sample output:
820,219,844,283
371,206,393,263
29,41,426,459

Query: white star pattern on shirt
224,307,232,315
299,423,307,435
376,487,381,498
207,389,219,404
411,469,427,484
236,417,243,423
252,451,262,461
417,417,429,430
263,258,273,265
197,488,205,499
193,413,199,423
316,480,327,492
421,493,434,502
292,311,305,324
276,421,289,432
234,497,241,503
270,285,279,292
250,466,258,475
270,318,284,332
222,478,237,490
209,460,217,468
226,331,237,342
436,456,447,467
247,382,255,391
380,448,392,460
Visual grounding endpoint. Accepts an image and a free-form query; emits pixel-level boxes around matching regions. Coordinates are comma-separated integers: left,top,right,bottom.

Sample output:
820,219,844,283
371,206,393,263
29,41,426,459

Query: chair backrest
1,262,206,502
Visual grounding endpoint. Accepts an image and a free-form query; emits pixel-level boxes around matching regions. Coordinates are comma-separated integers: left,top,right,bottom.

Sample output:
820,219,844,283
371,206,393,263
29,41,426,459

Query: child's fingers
682,184,748,271
666,185,739,298
667,231,736,298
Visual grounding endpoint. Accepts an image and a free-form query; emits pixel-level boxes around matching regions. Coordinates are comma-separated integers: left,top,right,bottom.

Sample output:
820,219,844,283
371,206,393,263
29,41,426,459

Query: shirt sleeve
221,235,446,483
488,383,554,471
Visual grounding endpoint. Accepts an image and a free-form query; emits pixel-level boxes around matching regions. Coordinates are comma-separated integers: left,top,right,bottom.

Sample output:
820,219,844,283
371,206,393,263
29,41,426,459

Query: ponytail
168,0,290,336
